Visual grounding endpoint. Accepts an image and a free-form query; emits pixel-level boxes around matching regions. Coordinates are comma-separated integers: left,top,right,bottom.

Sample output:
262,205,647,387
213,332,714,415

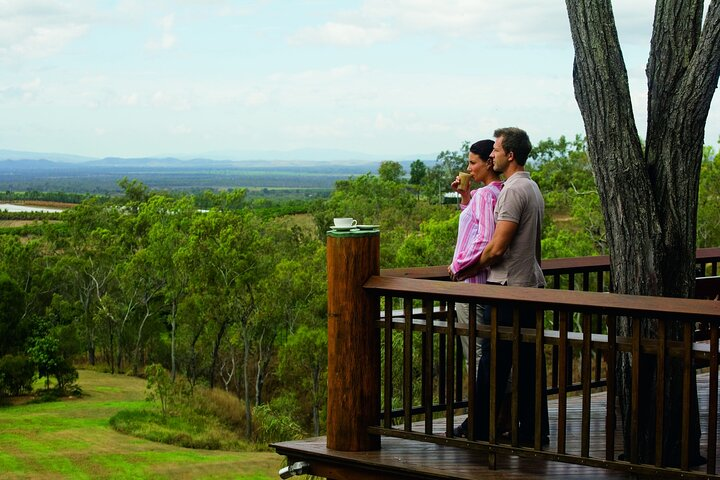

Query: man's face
490,136,509,173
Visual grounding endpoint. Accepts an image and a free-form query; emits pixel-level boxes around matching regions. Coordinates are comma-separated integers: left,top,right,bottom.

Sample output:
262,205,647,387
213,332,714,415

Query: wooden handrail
364,276,720,321
380,247,720,280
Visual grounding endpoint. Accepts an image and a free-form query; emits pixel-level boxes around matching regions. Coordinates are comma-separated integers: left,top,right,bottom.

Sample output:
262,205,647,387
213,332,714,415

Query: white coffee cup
333,217,357,227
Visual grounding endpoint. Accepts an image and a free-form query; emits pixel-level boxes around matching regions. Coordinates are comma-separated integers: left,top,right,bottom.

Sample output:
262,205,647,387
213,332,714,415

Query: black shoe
453,419,468,438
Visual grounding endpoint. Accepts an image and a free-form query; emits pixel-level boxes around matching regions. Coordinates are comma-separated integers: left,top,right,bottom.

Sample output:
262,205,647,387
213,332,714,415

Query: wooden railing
381,248,720,397
325,231,720,479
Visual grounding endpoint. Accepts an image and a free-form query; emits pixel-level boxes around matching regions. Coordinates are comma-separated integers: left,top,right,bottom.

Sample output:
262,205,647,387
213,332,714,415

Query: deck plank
273,372,720,479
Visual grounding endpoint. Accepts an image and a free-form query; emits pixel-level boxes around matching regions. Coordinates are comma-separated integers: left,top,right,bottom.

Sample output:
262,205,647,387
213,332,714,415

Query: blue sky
1,0,718,160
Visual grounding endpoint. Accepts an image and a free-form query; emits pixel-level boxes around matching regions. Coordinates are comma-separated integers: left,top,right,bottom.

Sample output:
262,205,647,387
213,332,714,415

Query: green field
0,370,283,479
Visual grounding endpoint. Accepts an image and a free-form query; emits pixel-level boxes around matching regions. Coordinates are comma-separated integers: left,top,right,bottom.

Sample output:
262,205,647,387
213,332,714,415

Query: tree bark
565,0,720,466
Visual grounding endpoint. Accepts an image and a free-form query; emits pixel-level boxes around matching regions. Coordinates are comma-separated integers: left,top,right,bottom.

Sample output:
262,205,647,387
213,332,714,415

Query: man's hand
455,263,484,282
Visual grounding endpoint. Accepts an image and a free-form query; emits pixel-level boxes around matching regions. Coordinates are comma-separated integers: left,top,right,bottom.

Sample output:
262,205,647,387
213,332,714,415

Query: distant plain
0,157,414,195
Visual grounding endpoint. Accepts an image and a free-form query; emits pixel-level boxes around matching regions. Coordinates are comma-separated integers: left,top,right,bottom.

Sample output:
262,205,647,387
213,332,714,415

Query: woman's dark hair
469,139,494,161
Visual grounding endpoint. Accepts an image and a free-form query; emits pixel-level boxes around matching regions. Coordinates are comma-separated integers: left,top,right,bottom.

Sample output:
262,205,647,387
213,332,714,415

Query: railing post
326,228,381,451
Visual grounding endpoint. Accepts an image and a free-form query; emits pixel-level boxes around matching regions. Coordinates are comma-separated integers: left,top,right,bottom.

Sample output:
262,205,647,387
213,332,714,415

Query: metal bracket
279,461,311,478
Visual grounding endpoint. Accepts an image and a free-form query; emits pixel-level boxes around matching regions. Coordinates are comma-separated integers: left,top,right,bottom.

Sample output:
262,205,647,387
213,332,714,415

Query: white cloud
289,0,656,49
146,13,177,50
0,0,89,60
170,124,192,135
121,93,140,106
151,89,191,111
290,22,394,47
0,77,42,102
288,0,569,47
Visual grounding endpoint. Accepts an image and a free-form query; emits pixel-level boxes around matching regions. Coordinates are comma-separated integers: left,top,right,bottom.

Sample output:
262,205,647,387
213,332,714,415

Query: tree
141,195,197,380
378,161,405,183
409,159,428,186
0,272,27,356
698,143,720,249
565,0,720,465
184,203,266,438
278,326,328,436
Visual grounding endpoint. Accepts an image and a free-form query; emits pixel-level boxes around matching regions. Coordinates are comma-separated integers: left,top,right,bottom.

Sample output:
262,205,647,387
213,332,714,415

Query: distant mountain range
0,148,437,166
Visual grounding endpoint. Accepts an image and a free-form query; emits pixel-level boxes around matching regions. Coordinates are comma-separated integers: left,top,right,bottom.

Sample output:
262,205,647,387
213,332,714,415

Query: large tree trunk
565,0,720,466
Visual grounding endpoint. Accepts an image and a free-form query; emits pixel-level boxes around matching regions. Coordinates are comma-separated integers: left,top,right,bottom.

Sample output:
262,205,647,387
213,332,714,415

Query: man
467,127,549,444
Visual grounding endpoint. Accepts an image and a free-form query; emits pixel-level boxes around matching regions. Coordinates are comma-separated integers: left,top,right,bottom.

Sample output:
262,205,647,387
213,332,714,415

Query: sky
1,0,719,160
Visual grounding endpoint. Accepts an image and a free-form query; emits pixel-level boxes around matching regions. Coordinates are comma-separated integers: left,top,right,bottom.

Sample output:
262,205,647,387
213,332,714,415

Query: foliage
0,354,35,396
132,367,297,449
0,190,89,204
394,214,459,267
378,161,405,183
277,326,328,435
0,211,62,221
529,135,606,258
252,403,305,444
420,143,470,203
0,272,27,356
409,159,428,185
109,409,249,450
145,363,176,417
698,143,720,248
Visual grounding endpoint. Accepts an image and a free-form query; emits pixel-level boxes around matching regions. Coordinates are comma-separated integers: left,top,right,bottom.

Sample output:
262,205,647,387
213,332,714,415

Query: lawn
0,370,284,479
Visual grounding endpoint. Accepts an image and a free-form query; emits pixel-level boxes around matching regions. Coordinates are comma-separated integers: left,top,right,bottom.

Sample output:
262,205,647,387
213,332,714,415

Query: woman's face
467,152,491,182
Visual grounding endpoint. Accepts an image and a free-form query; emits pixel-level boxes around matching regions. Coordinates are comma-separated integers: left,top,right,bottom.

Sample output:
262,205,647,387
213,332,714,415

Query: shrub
53,358,79,394
110,407,250,451
195,387,244,429
0,354,35,396
252,403,304,444
145,364,174,416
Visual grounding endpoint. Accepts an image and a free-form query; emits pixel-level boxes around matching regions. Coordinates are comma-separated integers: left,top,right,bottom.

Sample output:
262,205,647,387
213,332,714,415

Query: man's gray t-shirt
487,171,546,287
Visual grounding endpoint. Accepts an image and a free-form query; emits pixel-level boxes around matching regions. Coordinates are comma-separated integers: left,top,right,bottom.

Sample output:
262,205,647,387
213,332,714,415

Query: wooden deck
273,372,720,479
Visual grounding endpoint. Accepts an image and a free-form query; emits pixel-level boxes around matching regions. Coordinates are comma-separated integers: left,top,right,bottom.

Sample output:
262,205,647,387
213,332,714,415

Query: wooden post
326,229,381,451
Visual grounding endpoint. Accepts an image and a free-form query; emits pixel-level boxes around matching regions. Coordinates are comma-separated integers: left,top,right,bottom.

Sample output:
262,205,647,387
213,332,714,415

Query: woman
447,139,502,437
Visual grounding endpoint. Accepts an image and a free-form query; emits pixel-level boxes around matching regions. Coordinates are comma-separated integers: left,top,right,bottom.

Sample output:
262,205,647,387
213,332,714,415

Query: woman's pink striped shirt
450,181,503,284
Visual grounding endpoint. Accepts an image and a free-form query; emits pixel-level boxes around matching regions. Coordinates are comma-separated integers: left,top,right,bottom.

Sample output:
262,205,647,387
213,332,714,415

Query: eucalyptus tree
183,193,267,437
48,198,126,367
138,194,197,379
278,325,328,437
0,236,47,321
377,160,405,183
565,0,720,464
250,226,327,407
0,272,26,356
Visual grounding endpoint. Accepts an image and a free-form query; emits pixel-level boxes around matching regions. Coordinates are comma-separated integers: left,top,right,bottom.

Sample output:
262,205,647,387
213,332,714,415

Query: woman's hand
451,176,471,205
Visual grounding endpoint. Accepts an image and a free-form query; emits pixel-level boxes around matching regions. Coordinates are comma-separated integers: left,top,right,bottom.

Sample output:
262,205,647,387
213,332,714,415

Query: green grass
0,370,282,479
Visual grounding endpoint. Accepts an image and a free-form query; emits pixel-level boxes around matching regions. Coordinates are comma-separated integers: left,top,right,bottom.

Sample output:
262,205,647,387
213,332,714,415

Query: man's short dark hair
469,139,494,161
493,127,532,166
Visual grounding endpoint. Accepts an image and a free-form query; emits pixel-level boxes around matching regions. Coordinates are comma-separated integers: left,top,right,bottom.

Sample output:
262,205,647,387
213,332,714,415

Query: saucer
330,225,358,231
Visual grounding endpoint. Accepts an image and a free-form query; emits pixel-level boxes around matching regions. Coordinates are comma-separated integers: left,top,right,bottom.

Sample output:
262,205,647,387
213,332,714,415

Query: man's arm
480,220,518,267
456,220,518,281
